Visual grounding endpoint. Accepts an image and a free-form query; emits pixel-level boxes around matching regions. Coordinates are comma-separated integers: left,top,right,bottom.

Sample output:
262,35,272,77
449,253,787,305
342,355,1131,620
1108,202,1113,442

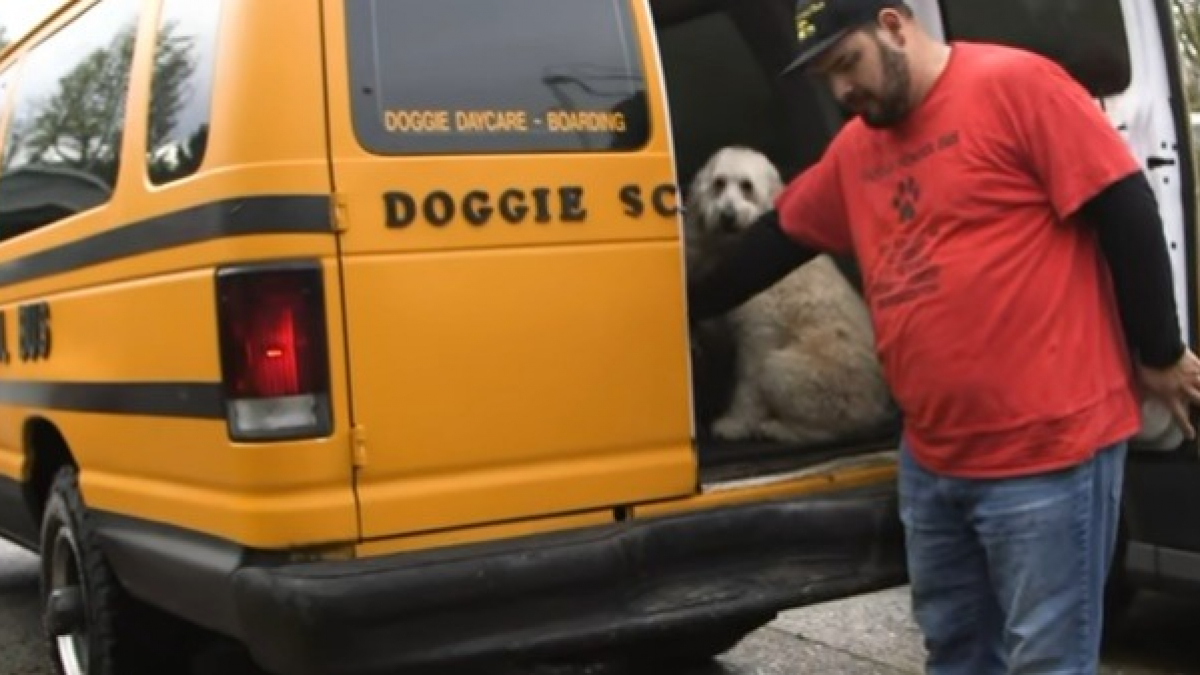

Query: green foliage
5,20,197,183
147,20,197,151
1172,0,1200,109
22,25,136,184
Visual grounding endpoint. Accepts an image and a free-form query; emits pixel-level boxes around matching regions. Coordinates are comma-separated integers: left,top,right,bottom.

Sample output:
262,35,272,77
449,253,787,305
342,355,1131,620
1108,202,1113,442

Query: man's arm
686,208,819,322
991,51,1200,436
1080,170,1185,367
1080,169,1200,438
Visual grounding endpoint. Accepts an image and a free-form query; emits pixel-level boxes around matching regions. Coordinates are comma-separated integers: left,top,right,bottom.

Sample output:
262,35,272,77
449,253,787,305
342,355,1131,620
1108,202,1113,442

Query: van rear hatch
320,0,697,540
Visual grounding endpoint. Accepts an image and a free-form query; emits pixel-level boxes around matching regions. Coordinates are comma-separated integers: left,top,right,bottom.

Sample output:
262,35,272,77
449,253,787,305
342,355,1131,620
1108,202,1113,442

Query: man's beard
846,38,913,129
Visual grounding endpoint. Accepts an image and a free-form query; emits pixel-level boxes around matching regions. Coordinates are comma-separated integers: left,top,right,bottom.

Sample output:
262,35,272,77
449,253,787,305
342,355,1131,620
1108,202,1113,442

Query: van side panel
320,0,698,540
0,61,21,497
0,0,357,548
342,240,695,536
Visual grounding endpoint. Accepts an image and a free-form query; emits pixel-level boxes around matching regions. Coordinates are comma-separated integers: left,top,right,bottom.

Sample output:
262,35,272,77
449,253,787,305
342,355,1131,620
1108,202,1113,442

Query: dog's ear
683,157,717,230
758,158,784,202
685,159,713,207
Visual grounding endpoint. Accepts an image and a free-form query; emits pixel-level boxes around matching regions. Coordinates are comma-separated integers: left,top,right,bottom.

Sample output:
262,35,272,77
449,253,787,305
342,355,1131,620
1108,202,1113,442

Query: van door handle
1147,156,1177,169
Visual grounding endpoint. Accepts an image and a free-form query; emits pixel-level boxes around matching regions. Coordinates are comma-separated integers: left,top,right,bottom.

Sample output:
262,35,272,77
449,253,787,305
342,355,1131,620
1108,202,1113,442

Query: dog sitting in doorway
684,146,897,445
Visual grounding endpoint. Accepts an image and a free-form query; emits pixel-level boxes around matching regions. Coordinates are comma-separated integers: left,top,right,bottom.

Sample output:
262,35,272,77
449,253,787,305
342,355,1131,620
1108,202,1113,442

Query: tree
0,25,10,51
1173,0,1200,109
11,19,196,185
21,24,137,185
147,20,197,151
146,19,204,183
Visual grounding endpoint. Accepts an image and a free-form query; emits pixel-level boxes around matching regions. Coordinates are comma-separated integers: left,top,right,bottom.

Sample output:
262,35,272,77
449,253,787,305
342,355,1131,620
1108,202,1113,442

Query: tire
39,467,191,675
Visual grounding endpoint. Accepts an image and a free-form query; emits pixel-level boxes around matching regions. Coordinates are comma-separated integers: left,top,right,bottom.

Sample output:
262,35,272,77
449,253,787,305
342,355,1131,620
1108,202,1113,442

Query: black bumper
228,484,906,675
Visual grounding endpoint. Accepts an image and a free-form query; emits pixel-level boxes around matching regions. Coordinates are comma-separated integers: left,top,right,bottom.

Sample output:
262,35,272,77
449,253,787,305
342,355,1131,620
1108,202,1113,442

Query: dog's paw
712,416,756,441
755,419,805,443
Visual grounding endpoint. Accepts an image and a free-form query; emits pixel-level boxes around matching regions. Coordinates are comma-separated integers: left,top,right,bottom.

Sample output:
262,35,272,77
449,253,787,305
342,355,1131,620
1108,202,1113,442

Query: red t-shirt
777,42,1143,478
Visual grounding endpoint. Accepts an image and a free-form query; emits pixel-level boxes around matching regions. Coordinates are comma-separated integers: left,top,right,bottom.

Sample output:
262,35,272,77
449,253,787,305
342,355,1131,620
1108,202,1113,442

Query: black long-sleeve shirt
687,170,1185,369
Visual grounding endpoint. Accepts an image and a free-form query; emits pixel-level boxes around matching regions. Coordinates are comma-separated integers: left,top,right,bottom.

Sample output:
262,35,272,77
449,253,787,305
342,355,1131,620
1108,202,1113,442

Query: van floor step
697,434,898,486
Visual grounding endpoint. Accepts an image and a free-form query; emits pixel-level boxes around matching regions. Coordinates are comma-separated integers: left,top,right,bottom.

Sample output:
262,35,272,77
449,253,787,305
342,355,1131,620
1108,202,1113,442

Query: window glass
344,0,650,154
940,0,1132,97
147,0,223,184
0,68,11,128
0,0,140,242
0,67,11,181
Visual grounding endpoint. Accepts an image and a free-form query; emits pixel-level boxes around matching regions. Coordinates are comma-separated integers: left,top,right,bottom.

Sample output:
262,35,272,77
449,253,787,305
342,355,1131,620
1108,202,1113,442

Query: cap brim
780,28,851,76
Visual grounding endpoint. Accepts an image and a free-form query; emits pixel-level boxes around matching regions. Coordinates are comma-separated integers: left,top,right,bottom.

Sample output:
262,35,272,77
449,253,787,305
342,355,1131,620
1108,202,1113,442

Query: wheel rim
49,527,88,675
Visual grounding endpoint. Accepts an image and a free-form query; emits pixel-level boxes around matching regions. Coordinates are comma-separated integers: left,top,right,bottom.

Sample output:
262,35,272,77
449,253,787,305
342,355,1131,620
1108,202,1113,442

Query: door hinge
351,424,368,468
332,193,350,232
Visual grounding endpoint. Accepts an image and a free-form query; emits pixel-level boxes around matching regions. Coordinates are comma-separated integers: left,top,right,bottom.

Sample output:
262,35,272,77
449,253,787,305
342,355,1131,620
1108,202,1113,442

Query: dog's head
684,146,783,269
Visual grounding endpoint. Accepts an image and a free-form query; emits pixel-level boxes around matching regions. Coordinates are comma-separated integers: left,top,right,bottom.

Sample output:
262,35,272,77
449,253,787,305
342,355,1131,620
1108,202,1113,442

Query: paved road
0,543,44,675
3,539,1199,674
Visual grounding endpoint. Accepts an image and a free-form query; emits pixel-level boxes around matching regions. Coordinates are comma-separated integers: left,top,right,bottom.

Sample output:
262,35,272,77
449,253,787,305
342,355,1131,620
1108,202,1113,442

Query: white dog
685,146,897,445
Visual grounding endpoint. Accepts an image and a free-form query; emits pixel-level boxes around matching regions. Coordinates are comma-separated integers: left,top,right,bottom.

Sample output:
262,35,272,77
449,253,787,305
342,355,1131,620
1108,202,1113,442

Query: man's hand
1138,348,1200,439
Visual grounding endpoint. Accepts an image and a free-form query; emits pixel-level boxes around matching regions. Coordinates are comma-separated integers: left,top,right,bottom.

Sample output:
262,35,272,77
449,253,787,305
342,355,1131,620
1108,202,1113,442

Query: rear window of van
344,0,650,154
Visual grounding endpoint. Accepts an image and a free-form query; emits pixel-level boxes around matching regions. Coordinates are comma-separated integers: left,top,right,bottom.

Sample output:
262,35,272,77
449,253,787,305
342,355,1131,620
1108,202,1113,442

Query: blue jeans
899,440,1127,675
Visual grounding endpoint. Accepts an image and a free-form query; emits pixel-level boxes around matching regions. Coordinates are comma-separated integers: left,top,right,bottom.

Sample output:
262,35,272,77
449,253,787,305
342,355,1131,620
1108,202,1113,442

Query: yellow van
0,0,1190,674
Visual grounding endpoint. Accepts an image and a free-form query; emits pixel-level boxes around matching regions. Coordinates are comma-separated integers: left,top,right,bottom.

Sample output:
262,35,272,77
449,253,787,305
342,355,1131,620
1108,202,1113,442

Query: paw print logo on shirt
892,176,921,224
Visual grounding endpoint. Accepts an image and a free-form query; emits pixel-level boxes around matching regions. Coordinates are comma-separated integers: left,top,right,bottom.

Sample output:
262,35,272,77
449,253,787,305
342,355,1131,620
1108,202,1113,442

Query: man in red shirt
688,0,1200,672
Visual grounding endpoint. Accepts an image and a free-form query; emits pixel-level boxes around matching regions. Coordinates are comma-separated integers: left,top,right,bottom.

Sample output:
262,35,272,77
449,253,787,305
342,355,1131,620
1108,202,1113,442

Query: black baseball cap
781,0,906,75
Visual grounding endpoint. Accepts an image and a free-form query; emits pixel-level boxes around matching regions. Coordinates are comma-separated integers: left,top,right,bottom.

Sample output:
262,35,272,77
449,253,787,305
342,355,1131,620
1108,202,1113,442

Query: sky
0,0,64,45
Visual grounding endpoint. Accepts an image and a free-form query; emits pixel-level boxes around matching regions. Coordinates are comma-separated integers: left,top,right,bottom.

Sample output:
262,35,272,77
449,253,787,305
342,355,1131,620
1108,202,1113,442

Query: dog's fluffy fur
685,146,897,445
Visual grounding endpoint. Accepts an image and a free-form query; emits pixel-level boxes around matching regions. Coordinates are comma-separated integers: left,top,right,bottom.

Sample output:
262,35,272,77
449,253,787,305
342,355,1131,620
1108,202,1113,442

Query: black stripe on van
0,195,333,288
0,380,224,419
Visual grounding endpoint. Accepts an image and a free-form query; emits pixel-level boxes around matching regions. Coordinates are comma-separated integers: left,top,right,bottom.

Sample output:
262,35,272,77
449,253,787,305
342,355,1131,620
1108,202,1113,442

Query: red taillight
216,263,332,440
228,283,312,398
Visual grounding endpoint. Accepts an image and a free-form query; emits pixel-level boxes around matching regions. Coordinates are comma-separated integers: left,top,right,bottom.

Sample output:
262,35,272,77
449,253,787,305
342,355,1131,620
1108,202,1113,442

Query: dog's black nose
717,211,739,232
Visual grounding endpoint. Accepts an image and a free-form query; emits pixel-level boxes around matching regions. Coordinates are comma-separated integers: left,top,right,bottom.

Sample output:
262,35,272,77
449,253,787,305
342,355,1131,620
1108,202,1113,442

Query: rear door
922,0,1195,449
319,0,697,539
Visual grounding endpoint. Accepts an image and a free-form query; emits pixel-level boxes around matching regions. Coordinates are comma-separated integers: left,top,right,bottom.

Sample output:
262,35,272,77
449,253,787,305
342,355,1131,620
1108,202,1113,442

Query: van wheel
39,467,189,675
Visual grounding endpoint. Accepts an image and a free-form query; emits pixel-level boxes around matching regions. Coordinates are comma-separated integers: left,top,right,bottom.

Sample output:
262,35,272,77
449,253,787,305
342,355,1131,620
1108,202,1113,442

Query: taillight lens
216,263,332,441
